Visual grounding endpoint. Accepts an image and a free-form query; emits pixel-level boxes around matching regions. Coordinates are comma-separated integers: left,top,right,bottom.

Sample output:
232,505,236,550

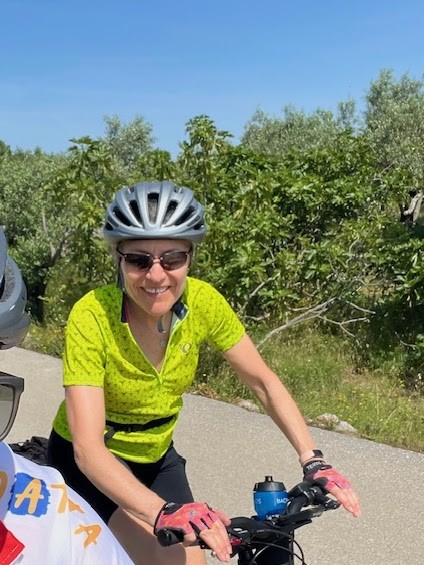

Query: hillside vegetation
2,69,423,451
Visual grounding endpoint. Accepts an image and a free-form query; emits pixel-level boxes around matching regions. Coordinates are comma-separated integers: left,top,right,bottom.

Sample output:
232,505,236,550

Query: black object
9,436,49,465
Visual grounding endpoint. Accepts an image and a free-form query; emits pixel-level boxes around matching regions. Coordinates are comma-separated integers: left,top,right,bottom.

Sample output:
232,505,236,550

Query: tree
0,149,65,320
177,115,233,199
241,101,358,157
364,69,424,222
131,149,176,183
0,140,11,158
102,114,155,173
0,138,120,322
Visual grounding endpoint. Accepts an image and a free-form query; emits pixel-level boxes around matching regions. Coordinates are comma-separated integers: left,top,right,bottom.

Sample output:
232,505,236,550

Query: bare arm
222,334,317,457
223,334,361,517
65,385,164,526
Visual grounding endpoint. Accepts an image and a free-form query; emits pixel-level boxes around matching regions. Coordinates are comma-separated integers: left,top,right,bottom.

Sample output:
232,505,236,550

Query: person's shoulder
186,276,219,296
70,285,121,314
186,276,229,304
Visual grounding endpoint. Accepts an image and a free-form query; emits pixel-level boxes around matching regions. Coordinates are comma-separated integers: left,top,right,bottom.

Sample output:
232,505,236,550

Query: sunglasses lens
120,251,189,271
161,251,189,270
0,384,14,439
123,253,152,270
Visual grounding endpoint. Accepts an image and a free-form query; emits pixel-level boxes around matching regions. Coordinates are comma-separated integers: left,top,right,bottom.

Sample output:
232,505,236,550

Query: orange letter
74,523,102,548
0,471,8,499
14,479,44,514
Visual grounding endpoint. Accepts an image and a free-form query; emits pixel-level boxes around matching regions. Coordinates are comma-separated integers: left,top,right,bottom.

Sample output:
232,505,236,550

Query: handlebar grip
156,528,185,547
286,493,309,515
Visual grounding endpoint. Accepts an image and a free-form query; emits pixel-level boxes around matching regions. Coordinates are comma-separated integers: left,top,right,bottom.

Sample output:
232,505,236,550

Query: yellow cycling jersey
52,277,245,463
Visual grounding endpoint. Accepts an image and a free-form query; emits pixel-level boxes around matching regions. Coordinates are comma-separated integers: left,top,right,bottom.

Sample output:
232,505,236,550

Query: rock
315,413,340,428
335,420,358,435
314,413,358,436
237,399,260,412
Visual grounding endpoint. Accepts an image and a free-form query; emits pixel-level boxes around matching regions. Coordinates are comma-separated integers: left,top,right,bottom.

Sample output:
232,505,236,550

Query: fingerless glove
154,501,219,538
303,460,351,491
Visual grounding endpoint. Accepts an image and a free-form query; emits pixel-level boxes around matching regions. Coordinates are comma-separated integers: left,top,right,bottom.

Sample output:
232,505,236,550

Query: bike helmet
0,229,31,349
103,181,206,245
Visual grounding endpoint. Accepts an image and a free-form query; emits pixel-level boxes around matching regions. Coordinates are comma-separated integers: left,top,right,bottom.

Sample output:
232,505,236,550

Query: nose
145,259,166,281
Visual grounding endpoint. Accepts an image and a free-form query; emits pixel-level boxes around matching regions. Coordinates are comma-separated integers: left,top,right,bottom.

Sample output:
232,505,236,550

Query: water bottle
253,475,288,519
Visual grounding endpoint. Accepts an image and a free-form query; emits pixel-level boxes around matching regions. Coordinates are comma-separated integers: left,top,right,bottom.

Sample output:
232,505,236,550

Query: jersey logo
180,343,192,354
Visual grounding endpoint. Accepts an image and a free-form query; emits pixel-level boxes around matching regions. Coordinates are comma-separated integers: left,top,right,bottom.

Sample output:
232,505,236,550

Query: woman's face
118,239,191,319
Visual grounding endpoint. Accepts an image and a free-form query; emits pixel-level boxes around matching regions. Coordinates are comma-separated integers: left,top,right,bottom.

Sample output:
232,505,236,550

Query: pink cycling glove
303,460,351,491
154,502,220,538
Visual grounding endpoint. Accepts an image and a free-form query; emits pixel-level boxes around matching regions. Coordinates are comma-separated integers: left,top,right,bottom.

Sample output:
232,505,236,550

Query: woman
47,181,360,564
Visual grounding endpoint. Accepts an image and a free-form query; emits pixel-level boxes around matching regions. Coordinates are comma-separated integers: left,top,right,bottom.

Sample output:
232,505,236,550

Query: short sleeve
63,297,106,387
190,280,245,352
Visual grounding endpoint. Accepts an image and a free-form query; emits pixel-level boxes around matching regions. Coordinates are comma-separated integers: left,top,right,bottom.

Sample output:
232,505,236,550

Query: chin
145,301,173,316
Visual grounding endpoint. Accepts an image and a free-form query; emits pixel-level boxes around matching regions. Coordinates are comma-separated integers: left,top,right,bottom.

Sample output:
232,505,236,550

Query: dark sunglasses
117,249,191,271
0,373,24,441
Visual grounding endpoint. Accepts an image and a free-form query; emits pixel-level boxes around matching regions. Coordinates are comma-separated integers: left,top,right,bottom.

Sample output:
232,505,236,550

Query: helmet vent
147,193,159,223
113,206,132,227
175,206,195,226
164,200,178,222
129,200,143,225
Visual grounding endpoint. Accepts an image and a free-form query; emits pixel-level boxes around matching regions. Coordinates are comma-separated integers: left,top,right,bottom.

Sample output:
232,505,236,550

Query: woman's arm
223,334,361,517
65,385,164,526
222,334,317,455
66,385,233,559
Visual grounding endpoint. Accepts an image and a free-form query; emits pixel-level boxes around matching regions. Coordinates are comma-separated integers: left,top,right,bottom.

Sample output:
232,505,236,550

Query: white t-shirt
0,442,133,564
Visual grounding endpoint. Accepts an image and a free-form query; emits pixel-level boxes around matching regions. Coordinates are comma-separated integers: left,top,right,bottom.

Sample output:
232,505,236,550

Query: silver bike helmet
103,181,206,245
0,229,31,349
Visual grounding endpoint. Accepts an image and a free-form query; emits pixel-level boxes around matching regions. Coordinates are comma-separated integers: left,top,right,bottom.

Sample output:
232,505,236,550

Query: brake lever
314,490,340,510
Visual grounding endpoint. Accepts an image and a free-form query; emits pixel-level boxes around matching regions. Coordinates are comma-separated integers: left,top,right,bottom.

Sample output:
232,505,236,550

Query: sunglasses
0,373,24,442
117,249,191,271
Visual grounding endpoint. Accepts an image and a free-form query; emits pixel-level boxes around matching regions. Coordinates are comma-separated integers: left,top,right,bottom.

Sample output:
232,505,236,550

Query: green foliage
365,69,424,181
131,149,176,183
102,114,155,173
241,102,358,157
177,115,233,194
0,149,65,319
191,134,385,320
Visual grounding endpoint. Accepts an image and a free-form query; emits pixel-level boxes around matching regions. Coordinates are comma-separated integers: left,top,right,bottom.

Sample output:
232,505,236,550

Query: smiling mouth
144,287,168,295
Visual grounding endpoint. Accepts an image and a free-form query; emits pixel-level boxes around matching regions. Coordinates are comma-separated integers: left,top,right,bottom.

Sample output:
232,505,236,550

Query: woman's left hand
303,461,361,518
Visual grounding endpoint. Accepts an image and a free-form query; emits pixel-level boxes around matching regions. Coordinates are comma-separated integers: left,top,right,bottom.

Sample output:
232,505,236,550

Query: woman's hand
303,460,361,518
154,502,232,562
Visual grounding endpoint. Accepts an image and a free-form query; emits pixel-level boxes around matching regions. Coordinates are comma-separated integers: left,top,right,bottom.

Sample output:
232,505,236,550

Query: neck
125,297,172,330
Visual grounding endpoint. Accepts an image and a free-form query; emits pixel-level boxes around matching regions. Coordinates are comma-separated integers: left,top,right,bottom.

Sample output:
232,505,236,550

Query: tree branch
256,297,375,350
256,298,337,350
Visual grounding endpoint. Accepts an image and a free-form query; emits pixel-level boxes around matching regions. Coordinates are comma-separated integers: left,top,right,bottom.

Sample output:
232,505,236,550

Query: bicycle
156,478,340,564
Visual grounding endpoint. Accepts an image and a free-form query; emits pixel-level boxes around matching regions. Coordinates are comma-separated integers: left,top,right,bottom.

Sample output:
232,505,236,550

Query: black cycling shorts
47,429,194,524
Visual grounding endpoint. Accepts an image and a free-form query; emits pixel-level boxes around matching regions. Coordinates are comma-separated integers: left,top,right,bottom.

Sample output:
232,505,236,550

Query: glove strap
154,502,181,531
299,449,324,466
303,459,330,475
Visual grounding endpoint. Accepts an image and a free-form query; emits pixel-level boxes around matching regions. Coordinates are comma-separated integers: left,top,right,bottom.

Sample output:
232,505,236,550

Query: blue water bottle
253,475,288,519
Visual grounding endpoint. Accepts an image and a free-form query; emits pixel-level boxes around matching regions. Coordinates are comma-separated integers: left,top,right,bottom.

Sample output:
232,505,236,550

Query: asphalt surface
1,346,424,565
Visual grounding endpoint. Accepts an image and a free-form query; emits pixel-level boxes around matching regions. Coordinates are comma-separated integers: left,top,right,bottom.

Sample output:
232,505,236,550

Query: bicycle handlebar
156,480,340,550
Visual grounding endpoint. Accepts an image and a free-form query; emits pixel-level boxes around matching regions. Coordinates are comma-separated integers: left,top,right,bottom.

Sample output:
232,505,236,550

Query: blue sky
1,0,424,155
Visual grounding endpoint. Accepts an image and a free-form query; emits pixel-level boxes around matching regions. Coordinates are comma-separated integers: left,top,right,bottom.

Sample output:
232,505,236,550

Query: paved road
1,347,424,564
